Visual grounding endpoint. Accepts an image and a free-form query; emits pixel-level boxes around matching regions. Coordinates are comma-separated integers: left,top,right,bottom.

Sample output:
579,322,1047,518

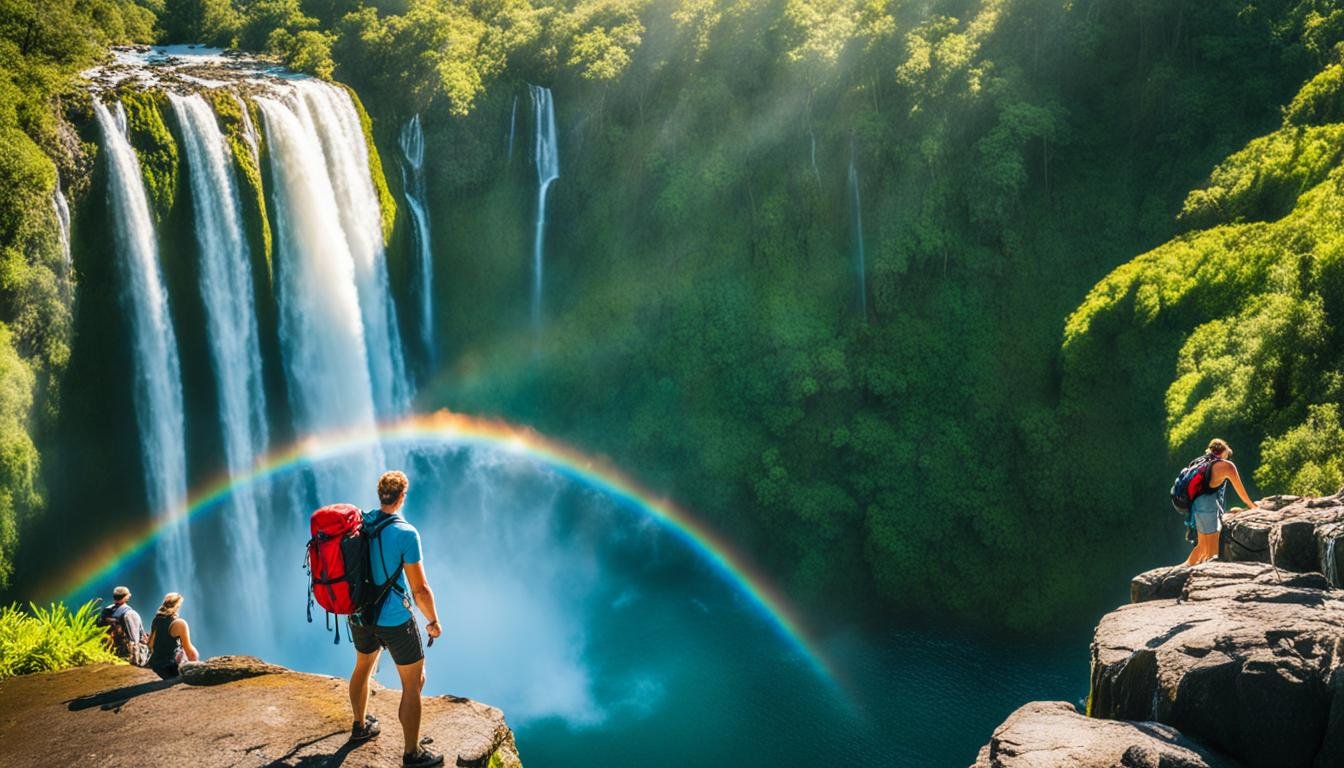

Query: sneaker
350,714,380,742
403,746,444,767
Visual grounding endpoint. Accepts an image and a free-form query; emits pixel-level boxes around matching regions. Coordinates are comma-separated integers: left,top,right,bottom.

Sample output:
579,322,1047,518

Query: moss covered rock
115,89,178,223
341,83,397,245
207,90,272,280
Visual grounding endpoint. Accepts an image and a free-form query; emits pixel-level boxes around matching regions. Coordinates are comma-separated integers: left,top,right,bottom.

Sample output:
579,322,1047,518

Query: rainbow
49,410,842,687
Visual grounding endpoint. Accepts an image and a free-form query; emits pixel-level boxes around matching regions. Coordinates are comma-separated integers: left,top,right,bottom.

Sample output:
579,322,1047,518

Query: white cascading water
52,179,72,267
398,113,435,365
232,93,261,169
809,130,820,185
291,80,411,417
847,142,868,319
169,92,272,628
256,90,383,503
93,100,196,598
1327,535,1339,588
529,85,559,333
507,94,518,162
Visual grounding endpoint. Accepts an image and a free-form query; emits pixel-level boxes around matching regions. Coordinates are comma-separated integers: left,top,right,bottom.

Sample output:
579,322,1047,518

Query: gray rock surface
1222,493,1344,583
0,661,523,767
1090,567,1344,768
1130,561,1328,603
973,701,1240,767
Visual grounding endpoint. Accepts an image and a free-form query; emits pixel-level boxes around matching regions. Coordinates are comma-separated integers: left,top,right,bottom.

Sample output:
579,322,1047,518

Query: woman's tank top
1194,458,1230,515
148,613,181,668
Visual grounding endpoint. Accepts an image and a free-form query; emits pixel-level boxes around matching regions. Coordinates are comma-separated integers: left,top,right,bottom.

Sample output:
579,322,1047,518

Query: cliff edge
974,493,1344,768
0,655,523,768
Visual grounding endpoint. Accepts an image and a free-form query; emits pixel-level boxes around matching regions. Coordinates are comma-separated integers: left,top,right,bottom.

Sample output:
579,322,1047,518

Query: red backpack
305,504,404,643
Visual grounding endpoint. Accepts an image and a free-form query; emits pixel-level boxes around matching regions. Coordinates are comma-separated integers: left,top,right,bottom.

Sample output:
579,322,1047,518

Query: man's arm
403,562,440,638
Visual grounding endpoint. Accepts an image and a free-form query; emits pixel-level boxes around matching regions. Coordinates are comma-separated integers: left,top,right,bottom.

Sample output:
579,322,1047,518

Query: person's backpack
305,503,405,644
99,604,150,666
1170,453,1221,512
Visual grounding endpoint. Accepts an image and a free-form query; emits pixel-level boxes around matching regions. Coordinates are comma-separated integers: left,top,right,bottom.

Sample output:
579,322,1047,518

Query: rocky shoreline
0,655,523,768
974,493,1344,768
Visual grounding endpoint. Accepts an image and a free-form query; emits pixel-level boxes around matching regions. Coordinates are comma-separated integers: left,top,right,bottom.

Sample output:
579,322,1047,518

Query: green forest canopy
3,0,1344,632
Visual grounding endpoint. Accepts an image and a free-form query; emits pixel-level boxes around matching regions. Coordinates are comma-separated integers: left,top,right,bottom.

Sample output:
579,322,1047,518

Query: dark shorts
151,663,179,680
350,618,423,665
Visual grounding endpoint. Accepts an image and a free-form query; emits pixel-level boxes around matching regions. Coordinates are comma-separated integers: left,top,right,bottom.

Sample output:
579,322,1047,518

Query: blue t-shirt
361,510,422,626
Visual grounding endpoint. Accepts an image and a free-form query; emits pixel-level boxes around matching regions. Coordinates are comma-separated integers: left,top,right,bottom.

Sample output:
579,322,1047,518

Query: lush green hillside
5,0,1344,633
0,0,159,587
1062,57,1344,523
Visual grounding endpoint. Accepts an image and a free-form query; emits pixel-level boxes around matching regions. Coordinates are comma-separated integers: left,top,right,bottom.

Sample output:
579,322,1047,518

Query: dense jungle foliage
0,600,121,678
4,0,1344,632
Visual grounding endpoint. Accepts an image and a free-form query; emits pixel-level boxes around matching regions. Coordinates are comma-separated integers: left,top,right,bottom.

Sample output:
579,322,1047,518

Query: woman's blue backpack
1170,454,1220,511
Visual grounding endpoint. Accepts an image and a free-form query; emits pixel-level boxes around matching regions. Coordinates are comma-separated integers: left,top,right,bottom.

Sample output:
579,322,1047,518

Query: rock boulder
1222,493,1344,584
1090,566,1344,768
0,661,523,768
972,701,1240,767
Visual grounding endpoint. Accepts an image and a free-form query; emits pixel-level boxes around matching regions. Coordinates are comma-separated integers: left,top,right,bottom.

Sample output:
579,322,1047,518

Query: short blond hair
1207,438,1232,456
378,470,408,505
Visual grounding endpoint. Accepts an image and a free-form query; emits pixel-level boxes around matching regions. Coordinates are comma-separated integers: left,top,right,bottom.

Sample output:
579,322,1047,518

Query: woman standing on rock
146,592,200,679
1182,438,1258,567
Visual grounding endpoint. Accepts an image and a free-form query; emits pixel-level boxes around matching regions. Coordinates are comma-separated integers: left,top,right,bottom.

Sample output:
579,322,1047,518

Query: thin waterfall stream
529,84,559,334
399,112,435,366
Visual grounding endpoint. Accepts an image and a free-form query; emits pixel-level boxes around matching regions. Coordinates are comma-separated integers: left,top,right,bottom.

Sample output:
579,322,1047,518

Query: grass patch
0,600,122,680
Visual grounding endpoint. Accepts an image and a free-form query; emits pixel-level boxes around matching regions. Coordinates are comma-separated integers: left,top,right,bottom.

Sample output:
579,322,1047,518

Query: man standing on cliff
347,470,444,768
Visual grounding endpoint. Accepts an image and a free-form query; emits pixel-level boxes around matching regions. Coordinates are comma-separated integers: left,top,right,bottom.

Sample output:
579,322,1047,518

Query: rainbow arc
51,410,841,687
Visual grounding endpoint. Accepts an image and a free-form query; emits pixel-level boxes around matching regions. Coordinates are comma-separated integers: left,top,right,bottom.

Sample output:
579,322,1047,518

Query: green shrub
0,600,122,680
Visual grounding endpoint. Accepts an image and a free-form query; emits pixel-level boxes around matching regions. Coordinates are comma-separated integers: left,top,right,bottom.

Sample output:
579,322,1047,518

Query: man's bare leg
395,658,426,754
350,649,379,724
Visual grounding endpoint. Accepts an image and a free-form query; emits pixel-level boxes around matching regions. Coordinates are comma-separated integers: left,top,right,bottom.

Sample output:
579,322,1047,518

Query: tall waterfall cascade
847,142,868,319
290,80,412,418
92,98,196,599
529,84,559,334
398,112,436,366
169,92,272,628
80,47,414,616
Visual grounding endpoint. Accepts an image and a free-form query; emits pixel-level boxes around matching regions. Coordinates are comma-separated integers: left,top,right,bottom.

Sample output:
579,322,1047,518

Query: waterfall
847,142,868,319
529,85,559,333
290,80,411,417
1327,535,1339,588
93,100,196,597
256,88,383,501
232,93,261,169
52,178,72,267
809,130,820,185
507,94,518,163
169,92,271,628
398,113,435,366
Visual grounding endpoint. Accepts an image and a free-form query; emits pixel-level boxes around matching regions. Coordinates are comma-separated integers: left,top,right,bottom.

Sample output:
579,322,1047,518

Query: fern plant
0,600,123,680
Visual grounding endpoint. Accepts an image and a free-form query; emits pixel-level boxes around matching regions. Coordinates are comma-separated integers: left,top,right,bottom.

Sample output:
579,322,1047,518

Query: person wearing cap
99,586,147,665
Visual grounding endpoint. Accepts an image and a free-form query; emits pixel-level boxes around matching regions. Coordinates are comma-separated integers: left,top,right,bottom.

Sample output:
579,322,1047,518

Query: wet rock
179,654,286,685
1222,494,1344,574
1090,568,1344,768
972,701,1239,767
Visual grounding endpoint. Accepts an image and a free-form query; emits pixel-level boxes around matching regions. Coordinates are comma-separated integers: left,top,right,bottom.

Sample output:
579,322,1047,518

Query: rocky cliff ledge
0,656,523,768
975,494,1344,768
